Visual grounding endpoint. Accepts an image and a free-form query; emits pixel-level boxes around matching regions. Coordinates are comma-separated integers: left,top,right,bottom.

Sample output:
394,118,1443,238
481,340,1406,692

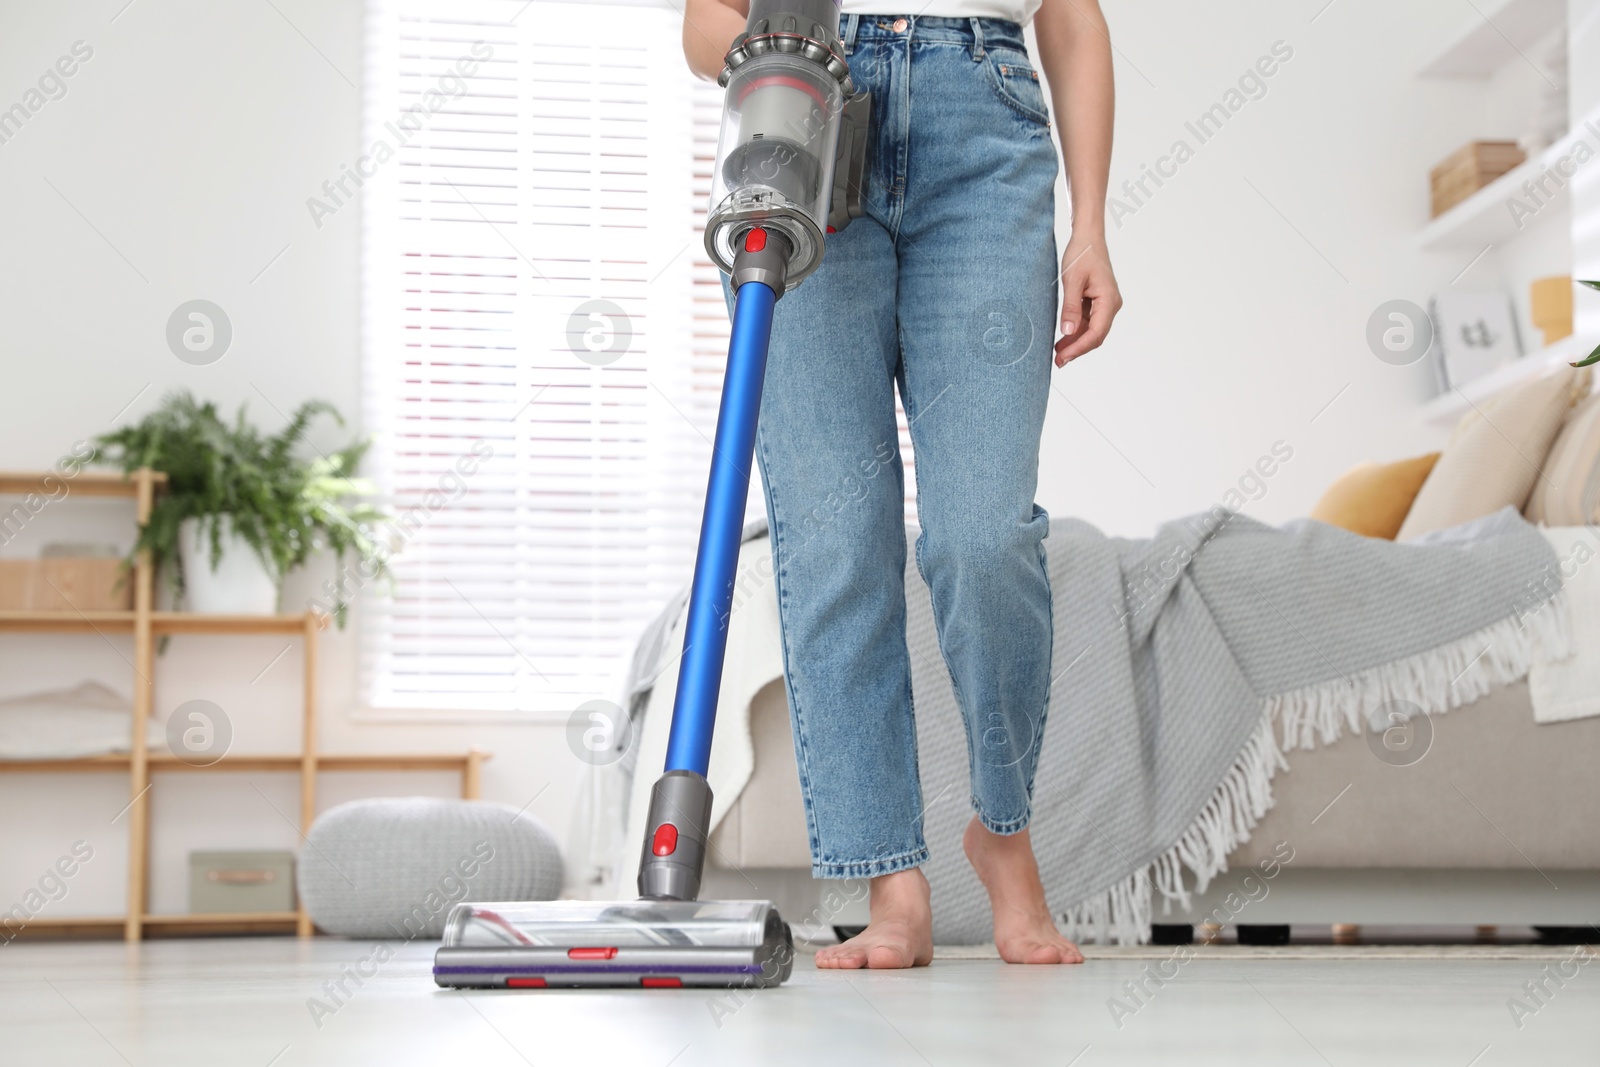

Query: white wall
1049,0,1570,537
0,0,1566,916
1043,0,1555,534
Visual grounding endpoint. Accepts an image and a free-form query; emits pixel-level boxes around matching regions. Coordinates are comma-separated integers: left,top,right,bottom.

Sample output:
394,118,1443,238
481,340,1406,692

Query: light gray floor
3,937,1596,1065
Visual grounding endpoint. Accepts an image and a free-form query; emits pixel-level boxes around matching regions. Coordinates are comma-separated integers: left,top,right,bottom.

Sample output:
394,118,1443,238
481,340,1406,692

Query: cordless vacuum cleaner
432,0,869,990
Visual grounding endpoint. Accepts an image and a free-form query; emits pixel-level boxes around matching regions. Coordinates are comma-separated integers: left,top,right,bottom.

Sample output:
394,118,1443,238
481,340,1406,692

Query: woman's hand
1035,0,1118,366
682,0,752,81
1054,235,1122,366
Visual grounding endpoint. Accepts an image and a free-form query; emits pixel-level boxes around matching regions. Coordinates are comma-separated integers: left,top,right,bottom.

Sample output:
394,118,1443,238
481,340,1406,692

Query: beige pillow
1398,367,1590,540
1526,390,1600,525
1311,453,1440,539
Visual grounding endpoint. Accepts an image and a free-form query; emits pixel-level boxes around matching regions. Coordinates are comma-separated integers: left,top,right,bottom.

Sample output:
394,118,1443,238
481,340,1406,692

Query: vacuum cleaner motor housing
706,0,863,290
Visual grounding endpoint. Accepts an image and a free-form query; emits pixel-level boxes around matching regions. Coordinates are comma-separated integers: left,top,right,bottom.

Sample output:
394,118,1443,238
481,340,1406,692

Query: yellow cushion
1311,453,1442,540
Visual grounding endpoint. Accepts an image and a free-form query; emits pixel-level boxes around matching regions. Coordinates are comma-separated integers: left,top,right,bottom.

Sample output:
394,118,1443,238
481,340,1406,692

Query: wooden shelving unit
0,468,491,940
0,751,488,787
0,610,320,634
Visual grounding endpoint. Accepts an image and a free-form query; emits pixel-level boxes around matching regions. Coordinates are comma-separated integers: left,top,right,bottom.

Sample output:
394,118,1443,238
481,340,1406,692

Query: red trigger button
652,823,678,856
743,228,767,253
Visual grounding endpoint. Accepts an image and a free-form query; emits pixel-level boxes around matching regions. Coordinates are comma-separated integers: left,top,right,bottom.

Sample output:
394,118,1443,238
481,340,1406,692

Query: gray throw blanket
906,506,1569,945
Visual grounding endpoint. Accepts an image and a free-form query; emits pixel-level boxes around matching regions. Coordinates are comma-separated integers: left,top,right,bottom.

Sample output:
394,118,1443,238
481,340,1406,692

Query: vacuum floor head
432,899,794,989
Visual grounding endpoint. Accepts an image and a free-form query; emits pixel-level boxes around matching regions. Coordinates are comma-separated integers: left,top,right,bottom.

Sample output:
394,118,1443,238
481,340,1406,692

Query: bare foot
814,867,934,970
963,816,1084,964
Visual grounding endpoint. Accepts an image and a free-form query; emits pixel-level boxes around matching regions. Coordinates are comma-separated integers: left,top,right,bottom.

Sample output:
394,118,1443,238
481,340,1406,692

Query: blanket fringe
1058,596,1571,946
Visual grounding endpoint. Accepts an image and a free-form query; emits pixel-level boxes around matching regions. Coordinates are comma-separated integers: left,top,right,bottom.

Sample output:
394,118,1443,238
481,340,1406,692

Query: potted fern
93,391,387,620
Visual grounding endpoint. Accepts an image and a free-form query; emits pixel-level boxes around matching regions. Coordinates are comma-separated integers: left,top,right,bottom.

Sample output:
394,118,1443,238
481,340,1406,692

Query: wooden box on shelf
0,558,130,611
1430,140,1526,217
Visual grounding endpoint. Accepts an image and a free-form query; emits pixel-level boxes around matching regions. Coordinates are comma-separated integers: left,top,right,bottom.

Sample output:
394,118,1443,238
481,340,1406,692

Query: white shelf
1420,333,1590,423
1418,0,1564,78
1416,135,1575,252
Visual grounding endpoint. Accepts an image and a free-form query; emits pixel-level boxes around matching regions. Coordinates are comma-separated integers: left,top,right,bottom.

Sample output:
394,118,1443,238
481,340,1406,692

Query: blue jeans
737,15,1059,879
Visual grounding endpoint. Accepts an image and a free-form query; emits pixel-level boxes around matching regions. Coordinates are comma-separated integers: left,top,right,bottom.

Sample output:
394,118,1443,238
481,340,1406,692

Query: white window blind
361,0,914,716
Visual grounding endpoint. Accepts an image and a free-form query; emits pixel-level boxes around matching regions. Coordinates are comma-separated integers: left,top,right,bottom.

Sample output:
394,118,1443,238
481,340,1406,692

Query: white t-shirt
839,0,1041,24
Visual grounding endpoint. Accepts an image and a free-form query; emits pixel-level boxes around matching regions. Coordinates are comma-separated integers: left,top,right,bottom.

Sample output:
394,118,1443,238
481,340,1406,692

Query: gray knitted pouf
298,797,563,939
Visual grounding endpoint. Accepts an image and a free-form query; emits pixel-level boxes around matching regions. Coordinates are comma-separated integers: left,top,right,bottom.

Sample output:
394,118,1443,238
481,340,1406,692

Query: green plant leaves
92,390,388,625
1567,283,1600,365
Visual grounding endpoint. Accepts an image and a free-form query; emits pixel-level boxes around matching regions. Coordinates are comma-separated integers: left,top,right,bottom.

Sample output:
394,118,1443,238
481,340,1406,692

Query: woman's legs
750,203,926,884
752,15,1076,965
889,18,1077,964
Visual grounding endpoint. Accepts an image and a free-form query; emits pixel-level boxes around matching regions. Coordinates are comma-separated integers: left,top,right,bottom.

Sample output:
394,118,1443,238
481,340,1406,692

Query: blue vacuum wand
637,0,870,911
433,0,868,990
431,235,812,992
638,228,792,904
661,246,779,779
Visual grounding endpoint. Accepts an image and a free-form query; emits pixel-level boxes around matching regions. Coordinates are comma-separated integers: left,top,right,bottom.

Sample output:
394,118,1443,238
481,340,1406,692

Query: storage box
188,851,296,914
0,558,131,611
1531,275,1574,347
1430,140,1526,217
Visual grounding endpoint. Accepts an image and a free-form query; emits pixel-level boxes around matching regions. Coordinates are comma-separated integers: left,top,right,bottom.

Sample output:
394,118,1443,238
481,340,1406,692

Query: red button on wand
743,227,767,253
652,823,678,856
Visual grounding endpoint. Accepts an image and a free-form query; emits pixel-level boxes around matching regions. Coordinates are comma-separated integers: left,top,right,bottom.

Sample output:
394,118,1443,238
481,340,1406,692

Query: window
361,0,914,716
